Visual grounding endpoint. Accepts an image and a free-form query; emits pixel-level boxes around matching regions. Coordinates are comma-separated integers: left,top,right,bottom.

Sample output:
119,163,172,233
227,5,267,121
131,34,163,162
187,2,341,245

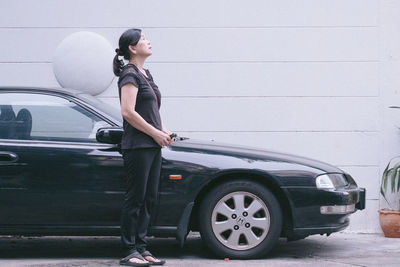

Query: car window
0,92,111,142
77,93,122,124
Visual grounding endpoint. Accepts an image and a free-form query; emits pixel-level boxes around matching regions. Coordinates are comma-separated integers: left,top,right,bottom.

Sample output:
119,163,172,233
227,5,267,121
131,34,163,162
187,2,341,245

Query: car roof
0,86,83,97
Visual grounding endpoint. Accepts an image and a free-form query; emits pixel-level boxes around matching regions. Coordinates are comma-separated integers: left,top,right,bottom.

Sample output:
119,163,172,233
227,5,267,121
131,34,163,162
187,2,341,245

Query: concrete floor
0,232,399,266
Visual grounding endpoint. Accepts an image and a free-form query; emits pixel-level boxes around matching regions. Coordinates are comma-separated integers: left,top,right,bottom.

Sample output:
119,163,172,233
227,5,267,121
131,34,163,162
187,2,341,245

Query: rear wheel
198,180,282,259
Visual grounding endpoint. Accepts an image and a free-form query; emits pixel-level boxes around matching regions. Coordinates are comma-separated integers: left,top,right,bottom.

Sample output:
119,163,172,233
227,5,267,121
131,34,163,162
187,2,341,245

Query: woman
113,28,171,266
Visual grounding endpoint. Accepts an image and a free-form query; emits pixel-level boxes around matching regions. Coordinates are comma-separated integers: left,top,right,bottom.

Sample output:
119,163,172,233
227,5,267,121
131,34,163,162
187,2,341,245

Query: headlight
316,173,348,190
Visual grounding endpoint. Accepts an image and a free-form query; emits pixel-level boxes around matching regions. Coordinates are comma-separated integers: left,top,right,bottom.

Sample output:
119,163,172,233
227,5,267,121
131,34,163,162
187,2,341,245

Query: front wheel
198,180,282,259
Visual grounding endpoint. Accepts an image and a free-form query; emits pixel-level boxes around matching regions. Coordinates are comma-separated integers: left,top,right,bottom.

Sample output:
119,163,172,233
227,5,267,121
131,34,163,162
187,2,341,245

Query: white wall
1,0,397,233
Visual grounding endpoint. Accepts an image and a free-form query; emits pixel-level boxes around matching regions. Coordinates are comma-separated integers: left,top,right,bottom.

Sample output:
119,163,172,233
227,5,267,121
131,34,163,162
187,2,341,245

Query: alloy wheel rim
211,191,270,250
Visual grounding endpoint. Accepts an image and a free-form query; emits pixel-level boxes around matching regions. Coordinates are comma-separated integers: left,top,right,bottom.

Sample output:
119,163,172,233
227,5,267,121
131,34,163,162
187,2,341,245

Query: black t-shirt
118,64,162,150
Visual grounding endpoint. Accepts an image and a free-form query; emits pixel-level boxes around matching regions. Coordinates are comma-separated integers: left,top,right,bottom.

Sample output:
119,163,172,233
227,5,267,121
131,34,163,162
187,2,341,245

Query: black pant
120,147,162,255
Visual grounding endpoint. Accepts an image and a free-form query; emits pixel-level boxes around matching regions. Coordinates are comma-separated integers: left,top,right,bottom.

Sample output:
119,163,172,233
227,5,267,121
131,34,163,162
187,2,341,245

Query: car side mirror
96,127,123,144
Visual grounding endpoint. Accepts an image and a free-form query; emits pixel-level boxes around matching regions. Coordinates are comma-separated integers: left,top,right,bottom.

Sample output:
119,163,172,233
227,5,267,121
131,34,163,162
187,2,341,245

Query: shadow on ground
0,233,337,260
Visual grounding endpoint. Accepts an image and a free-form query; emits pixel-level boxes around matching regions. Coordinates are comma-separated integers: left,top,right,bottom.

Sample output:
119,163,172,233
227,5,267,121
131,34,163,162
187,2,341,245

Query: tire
198,180,282,259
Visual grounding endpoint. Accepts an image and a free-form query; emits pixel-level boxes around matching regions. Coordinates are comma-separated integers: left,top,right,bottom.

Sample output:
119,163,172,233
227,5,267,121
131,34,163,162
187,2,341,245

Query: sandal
140,250,166,266
120,250,150,266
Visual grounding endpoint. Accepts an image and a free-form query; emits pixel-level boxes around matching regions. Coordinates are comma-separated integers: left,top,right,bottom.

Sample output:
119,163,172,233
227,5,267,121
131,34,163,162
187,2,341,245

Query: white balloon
53,31,115,95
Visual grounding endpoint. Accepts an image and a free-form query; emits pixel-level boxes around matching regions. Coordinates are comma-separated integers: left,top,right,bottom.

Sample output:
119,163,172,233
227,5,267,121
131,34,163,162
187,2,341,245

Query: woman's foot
140,250,166,265
143,255,161,264
120,250,150,266
129,257,149,265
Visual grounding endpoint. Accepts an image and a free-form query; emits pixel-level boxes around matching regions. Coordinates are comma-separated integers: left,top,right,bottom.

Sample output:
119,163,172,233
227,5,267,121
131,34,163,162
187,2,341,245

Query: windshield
77,93,122,125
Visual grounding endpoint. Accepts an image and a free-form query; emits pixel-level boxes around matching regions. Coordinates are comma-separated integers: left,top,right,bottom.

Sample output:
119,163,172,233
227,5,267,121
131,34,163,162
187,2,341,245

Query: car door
0,91,125,227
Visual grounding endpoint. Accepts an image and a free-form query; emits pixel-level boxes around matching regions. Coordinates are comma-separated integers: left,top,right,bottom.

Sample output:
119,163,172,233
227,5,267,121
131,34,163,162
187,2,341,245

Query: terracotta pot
378,209,400,238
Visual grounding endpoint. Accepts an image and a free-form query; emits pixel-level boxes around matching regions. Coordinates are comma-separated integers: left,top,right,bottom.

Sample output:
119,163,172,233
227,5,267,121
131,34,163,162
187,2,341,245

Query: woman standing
113,28,171,266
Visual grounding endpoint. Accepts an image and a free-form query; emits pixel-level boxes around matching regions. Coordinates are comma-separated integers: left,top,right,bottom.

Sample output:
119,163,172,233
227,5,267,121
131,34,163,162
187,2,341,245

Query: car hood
171,138,343,174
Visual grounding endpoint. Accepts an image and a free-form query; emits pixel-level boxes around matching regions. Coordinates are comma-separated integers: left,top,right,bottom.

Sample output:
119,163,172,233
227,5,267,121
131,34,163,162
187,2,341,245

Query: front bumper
320,187,366,214
283,186,366,238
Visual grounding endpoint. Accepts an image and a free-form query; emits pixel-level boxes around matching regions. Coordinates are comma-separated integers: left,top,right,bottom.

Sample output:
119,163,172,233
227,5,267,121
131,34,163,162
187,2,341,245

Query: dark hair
113,28,142,76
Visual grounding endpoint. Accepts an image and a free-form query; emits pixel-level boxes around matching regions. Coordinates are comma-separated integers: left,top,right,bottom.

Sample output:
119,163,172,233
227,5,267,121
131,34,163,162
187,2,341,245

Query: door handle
0,152,19,163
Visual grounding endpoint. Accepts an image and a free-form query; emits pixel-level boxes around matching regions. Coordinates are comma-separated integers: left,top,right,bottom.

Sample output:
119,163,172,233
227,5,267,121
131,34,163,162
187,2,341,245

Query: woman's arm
120,83,171,146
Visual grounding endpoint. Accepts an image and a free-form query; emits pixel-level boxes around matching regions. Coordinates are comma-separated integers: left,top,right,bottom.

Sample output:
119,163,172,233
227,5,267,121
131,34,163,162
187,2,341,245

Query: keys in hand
169,133,177,141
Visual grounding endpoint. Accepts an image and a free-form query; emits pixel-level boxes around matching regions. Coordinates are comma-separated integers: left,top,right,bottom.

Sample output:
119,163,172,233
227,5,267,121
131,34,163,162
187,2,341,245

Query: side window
0,93,111,142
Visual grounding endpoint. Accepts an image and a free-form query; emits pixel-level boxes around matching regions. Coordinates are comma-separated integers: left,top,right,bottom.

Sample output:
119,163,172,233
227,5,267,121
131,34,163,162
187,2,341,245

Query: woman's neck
129,57,146,73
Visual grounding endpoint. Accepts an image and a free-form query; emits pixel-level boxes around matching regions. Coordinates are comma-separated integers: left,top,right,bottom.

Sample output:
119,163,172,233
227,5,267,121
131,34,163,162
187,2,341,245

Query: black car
0,87,366,259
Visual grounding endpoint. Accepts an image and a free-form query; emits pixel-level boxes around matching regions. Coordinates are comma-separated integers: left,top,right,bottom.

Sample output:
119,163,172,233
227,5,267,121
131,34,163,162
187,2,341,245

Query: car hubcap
211,191,270,250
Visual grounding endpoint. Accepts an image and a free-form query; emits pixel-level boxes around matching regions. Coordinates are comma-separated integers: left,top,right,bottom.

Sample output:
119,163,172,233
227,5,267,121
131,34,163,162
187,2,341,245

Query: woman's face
130,33,152,57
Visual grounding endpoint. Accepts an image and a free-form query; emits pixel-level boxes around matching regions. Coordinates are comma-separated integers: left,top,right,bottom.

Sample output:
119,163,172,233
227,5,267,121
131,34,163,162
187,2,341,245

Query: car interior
0,105,32,140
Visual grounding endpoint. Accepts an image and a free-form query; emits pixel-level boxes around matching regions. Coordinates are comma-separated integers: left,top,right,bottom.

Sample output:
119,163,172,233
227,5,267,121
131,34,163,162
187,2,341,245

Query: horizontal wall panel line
150,60,381,64
0,60,381,64
175,130,380,133
157,96,380,98
99,96,380,99
150,60,381,63
1,27,378,62
0,61,380,64
0,62,51,65
0,26,379,29
337,165,379,168
0,61,52,64
0,61,380,98
0,0,379,28
102,97,380,131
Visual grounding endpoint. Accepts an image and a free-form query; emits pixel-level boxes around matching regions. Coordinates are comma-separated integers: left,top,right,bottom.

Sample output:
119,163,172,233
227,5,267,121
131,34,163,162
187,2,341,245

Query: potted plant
379,156,400,238
379,106,400,237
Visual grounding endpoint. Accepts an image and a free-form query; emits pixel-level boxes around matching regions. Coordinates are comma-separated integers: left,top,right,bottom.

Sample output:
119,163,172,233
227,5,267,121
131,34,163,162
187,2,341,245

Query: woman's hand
152,130,172,147
162,128,173,145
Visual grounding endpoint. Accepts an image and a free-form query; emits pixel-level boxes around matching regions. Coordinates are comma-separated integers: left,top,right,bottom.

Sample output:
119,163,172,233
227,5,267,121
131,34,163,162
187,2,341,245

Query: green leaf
381,160,391,197
398,172,400,192
390,162,400,193
380,185,386,198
